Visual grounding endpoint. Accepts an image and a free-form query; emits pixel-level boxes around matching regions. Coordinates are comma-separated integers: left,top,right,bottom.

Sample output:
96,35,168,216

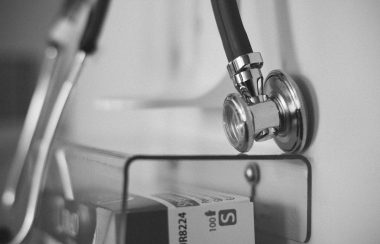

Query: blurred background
0,0,61,191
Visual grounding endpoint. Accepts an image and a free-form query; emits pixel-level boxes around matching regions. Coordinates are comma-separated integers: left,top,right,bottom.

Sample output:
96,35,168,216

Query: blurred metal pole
0,1,93,243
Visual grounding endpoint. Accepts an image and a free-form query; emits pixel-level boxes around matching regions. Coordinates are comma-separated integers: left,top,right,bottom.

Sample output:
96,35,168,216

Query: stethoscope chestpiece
223,70,309,153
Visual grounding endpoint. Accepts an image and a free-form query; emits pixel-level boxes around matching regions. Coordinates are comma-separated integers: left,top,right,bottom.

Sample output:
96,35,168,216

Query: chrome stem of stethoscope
226,52,278,143
227,52,266,104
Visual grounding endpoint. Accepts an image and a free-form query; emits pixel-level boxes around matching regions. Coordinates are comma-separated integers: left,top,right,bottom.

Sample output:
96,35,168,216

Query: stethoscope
0,1,311,243
211,0,310,153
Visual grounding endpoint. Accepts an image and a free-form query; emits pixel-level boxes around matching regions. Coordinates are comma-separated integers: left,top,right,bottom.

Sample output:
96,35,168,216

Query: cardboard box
97,188,255,244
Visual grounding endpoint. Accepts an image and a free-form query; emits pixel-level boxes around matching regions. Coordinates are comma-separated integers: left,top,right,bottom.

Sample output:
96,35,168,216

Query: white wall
242,1,380,243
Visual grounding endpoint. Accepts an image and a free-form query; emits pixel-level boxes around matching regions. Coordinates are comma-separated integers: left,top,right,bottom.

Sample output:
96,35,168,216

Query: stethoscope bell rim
264,70,309,152
223,93,255,152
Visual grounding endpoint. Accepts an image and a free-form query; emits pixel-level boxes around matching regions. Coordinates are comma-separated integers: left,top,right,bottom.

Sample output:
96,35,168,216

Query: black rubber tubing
211,0,253,62
58,0,111,54
79,0,111,54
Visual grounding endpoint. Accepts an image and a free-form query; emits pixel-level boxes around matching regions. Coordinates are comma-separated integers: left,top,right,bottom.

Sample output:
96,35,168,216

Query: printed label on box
150,188,255,244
